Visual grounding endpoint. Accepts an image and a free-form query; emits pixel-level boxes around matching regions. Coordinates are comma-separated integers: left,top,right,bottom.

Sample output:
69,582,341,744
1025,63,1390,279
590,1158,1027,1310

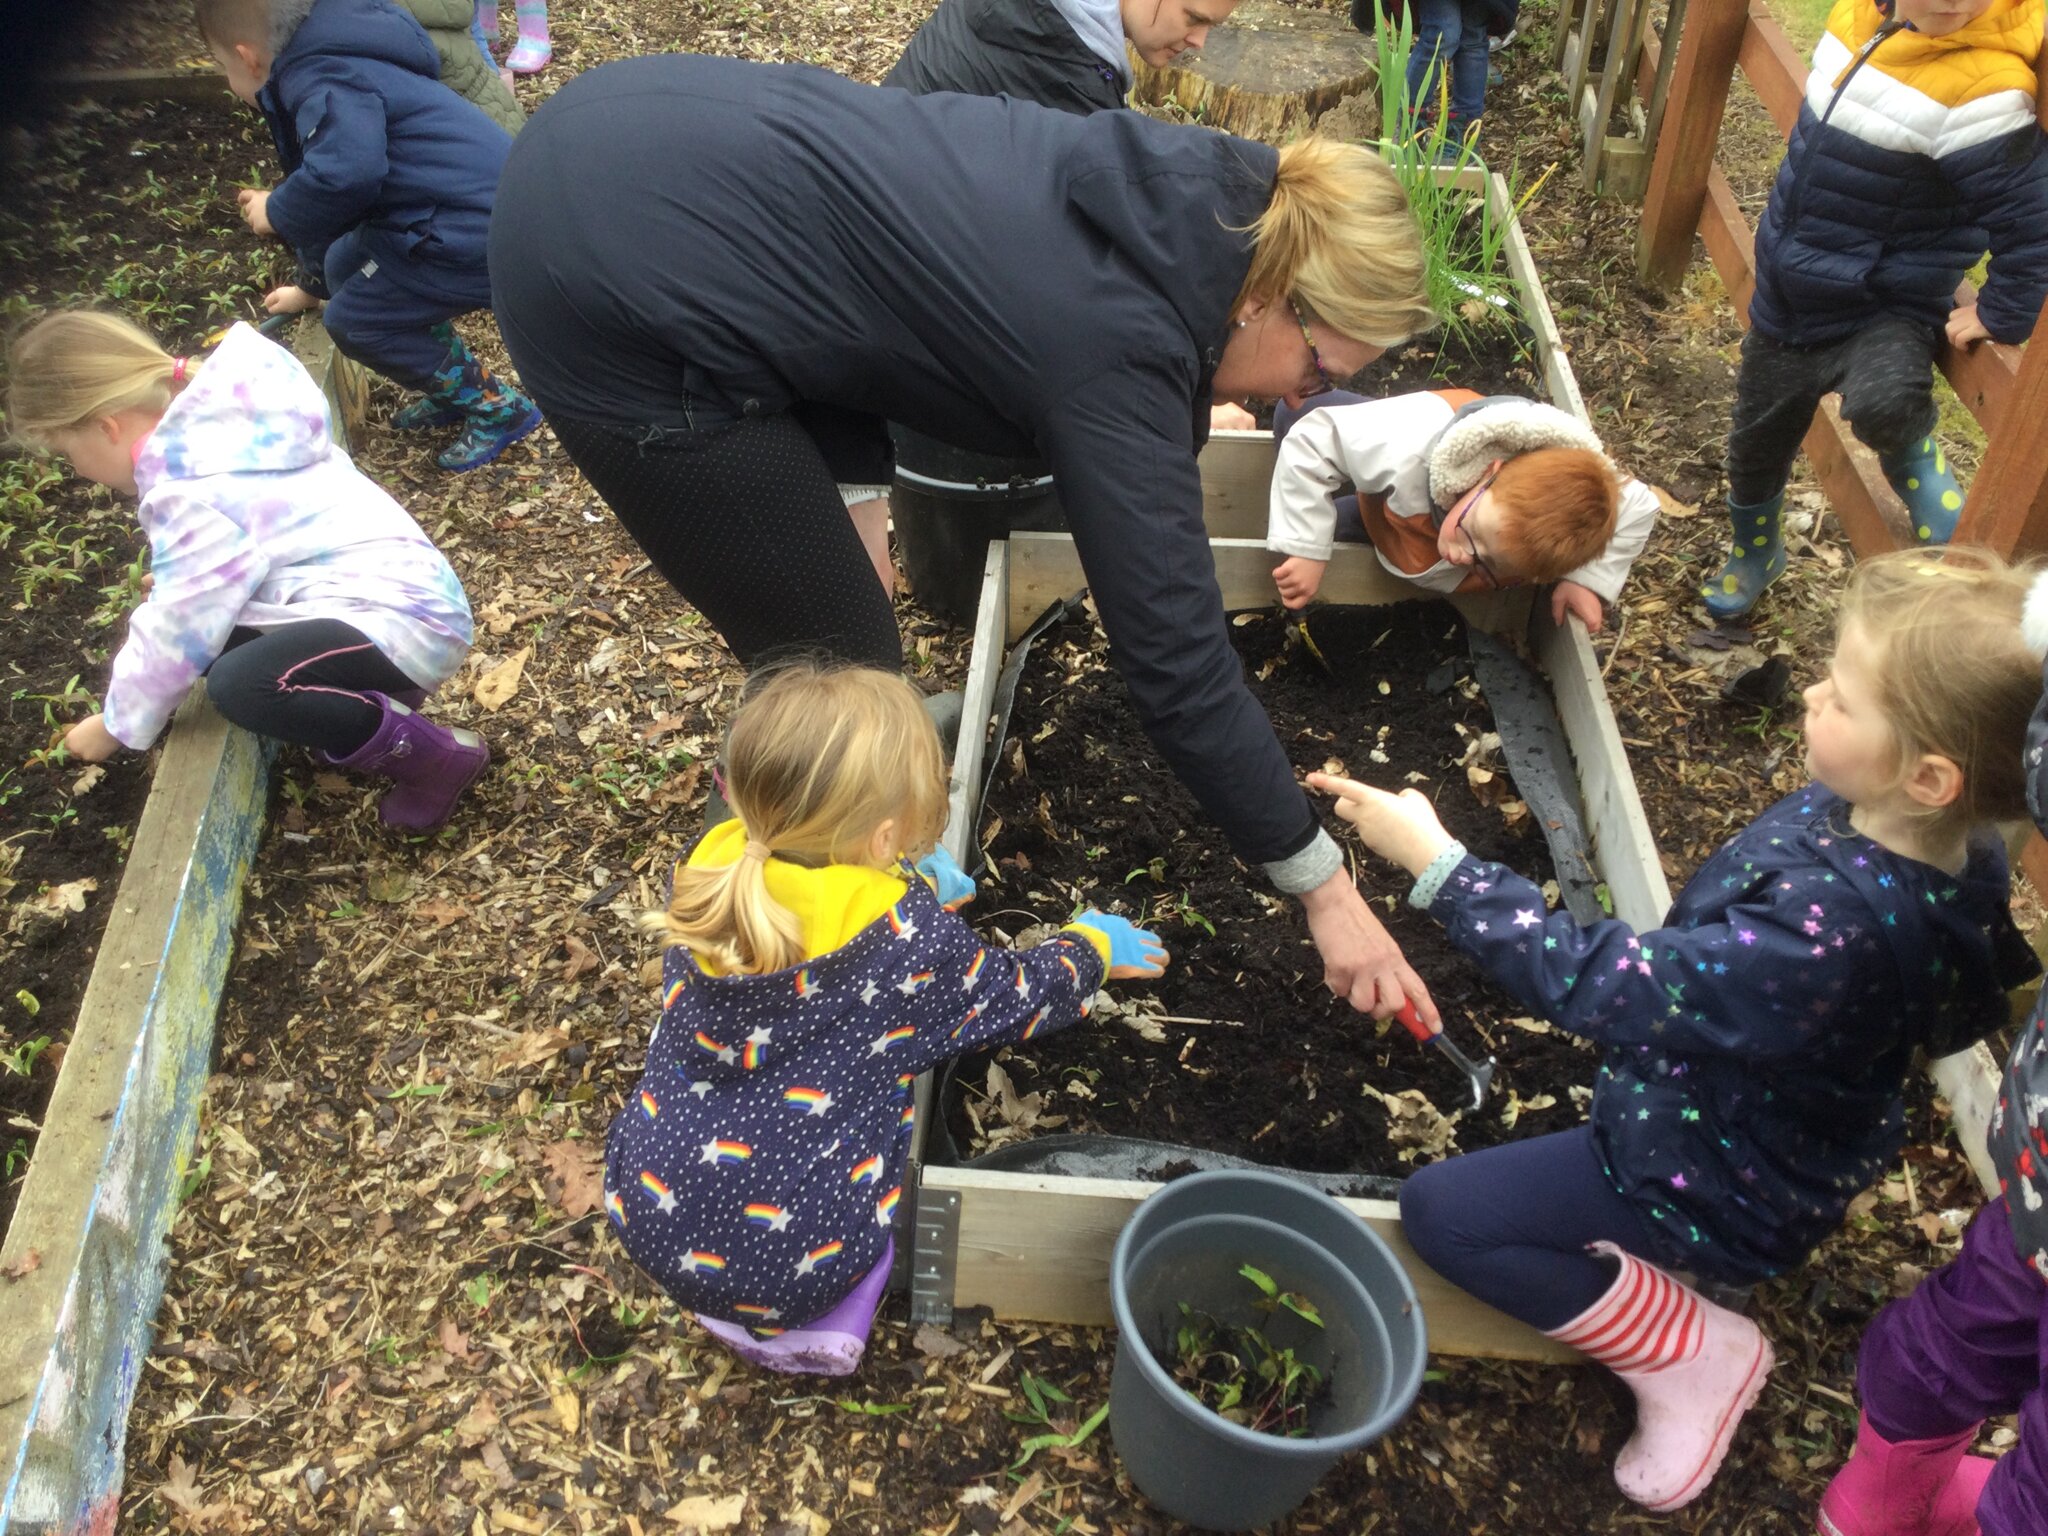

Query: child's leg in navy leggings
1399,1125,1671,1329
204,620,425,756
1856,1197,2048,1535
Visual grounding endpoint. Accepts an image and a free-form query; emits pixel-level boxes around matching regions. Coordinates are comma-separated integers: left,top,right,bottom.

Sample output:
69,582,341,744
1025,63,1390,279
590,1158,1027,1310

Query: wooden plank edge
1531,613,1674,933
1494,176,1590,424
0,696,270,1534
920,1166,1579,1362
46,68,236,107
292,317,367,453
1928,1045,2004,1200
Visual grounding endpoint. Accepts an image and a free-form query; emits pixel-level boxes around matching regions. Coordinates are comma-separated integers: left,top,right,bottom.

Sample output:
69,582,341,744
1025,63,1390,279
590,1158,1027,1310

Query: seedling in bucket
1171,1265,1332,1437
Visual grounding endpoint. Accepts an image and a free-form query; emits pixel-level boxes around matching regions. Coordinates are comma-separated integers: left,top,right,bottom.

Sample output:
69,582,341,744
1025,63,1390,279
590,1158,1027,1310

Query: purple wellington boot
1817,1413,1991,1536
693,1240,895,1377
327,692,490,830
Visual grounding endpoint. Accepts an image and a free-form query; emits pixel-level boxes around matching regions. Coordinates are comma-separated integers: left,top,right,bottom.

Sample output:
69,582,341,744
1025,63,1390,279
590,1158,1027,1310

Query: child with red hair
1265,388,1656,631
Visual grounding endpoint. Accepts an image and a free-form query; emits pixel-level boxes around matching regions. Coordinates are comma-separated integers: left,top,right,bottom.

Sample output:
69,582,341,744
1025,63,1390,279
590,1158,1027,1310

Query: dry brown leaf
552,1384,581,1435
414,897,471,930
1649,483,1699,519
540,1138,604,1218
494,1028,572,1070
560,934,600,982
473,646,531,711
159,1454,206,1514
454,1391,501,1447
69,762,104,796
1359,1084,1460,1160
37,878,97,915
665,1492,747,1531
437,1316,472,1363
913,1324,969,1359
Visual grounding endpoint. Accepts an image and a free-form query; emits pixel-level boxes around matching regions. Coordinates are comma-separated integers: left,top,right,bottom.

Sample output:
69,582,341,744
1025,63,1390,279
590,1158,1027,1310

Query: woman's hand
238,187,276,237
1209,401,1257,431
1273,555,1326,611
1306,773,1454,876
1550,579,1605,633
64,714,123,762
263,283,318,316
1298,869,1438,1024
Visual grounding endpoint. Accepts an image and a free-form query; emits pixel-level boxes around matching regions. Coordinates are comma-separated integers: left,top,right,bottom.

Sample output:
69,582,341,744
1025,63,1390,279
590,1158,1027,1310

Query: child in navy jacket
1704,0,2048,617
1818,576,2048,1536
1311,547,2043,1513
604,664,1167,1375
197,0,541,472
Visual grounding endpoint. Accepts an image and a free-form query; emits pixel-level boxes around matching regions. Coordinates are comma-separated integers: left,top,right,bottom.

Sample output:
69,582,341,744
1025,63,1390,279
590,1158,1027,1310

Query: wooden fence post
1955,296,2048,558
1635,0,1750,289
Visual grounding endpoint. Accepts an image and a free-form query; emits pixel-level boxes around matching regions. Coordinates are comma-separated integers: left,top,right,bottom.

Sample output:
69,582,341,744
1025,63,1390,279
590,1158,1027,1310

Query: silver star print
699,1139,727,1164
652,1187,678,1215
767,1208,794,1232
860,979,881,1006
747,1027,773,1047
895,974,922,996
688,1080,713,1098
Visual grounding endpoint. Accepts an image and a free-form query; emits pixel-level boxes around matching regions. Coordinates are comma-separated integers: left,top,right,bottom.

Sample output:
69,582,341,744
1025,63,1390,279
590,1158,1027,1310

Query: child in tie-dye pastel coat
5,311,488,830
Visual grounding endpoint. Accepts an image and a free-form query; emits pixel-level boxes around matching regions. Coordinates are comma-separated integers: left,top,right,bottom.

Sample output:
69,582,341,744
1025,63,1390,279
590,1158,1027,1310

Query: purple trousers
1858,1197,2048,1536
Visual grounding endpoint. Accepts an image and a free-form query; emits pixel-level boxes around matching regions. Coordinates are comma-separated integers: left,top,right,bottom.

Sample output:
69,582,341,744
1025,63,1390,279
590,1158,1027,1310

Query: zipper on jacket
1780,18,1910,230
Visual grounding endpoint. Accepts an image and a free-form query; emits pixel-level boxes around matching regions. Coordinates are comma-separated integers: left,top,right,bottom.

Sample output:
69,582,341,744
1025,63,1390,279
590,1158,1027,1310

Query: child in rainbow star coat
604,665,1167,1375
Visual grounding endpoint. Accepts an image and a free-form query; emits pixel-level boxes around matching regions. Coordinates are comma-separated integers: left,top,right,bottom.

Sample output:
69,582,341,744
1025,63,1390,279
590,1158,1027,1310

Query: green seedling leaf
835,1399,911,1416
1277,1291,1325,1328
1238,1264,1278,1299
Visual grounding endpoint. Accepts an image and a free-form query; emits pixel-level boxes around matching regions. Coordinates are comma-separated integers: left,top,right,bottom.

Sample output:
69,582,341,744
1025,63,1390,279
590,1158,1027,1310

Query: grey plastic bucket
1120,1168,1430,1398
1109,1202,1421,1530
889,427,1065,624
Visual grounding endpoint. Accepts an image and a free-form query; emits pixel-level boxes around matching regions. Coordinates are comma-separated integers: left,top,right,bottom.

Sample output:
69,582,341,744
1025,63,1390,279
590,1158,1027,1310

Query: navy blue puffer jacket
1750,0,2048,346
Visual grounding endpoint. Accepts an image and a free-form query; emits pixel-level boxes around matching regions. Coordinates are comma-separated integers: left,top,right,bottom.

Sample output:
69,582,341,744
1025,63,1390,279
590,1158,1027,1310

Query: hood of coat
1062,116,1278,384
134,323,332,490
274,0,439,80
1425,394,1613,508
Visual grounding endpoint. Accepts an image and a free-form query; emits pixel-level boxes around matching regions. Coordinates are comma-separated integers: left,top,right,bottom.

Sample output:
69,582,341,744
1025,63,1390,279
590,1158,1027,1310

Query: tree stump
1130,0,1378,143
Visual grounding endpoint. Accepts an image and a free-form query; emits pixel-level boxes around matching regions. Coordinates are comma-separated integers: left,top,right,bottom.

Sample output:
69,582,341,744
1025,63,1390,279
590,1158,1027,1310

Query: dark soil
0,98,279,1235
962,602,1586,1176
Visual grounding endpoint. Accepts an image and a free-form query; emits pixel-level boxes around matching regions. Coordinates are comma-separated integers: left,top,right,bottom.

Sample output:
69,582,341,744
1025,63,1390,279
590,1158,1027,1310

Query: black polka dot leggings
549,413,903,669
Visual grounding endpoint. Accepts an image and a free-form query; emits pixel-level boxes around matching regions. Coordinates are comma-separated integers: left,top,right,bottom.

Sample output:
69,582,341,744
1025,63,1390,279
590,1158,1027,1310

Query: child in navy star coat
1310,547,2042,1514
604,664,1167,1375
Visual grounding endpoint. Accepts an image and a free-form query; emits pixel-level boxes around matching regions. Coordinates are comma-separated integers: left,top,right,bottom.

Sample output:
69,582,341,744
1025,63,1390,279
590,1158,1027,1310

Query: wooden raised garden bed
912,169,1658,1364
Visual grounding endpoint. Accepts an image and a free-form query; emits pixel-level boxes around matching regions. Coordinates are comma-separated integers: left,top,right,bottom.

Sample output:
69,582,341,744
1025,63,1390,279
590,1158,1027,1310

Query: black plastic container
889,427,1066,624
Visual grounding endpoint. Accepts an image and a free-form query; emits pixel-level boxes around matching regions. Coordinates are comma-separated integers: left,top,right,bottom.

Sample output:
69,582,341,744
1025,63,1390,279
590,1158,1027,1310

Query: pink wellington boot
503,0,550,73
326,692,489,830
693,1240,894,1377
1816,1412,1992,1536
1547,1243,1775,1512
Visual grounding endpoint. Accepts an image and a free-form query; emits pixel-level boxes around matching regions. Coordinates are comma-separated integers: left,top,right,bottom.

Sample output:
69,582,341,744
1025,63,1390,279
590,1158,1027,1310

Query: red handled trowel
1395,1000,1495,1111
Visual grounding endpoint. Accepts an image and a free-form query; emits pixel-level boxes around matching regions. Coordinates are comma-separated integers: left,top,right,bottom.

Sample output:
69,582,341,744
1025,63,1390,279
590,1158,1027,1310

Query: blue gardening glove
915,844,976,910
1067,911,1169,978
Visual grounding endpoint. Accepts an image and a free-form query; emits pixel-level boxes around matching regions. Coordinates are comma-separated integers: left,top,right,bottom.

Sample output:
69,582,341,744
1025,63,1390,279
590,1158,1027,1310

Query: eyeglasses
1453,467,1501,587
1289,296,1336,399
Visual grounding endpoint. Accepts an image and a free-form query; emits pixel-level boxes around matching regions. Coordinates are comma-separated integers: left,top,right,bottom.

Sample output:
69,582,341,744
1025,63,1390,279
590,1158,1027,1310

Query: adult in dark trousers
886,0,1239,117
883,0,1250,595
489,54,1444,1020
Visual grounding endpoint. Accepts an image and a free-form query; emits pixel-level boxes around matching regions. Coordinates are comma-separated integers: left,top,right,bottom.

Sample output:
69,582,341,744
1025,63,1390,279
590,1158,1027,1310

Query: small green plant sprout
1125,855,1168,885
463,1273,495,1311
1005,1370,1111,1471
1170,891,1216,938
1169,1264,1330,1437
3,1033,51,1074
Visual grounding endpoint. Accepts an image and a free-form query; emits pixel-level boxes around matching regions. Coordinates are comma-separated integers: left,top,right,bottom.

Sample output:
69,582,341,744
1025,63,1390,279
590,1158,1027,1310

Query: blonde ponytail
5,310,186,447
1238,139,1436,349
649,664,950,975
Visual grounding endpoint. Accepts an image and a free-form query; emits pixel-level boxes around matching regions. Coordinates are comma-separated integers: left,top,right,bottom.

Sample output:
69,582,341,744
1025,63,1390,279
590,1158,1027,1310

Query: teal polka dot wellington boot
1880,436,1964,545
1701,492,1786,621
